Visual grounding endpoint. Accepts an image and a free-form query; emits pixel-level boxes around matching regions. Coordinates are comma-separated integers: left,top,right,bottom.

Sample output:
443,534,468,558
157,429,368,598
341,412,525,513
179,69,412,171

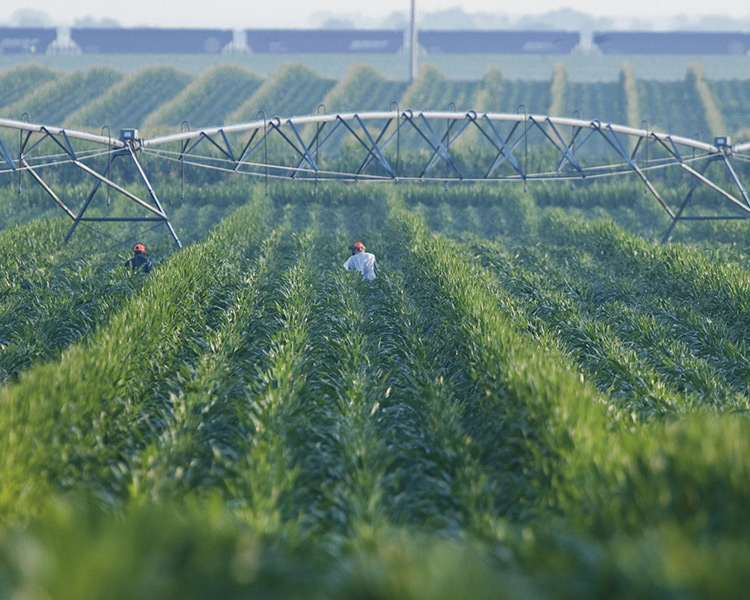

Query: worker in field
344,241,378,280
125,243,152,273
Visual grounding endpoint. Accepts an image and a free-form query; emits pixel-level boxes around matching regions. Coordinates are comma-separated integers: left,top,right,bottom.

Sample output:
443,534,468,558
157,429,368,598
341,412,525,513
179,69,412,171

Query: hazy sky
13,0,750,28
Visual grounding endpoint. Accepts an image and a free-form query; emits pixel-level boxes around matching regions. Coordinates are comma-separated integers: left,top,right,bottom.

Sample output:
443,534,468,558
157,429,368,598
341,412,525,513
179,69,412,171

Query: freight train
1,26,749,56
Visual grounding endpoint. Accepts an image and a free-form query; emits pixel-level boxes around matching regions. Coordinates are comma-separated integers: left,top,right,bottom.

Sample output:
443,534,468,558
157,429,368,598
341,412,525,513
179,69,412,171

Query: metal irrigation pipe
640,120,649,166
180,120,190,202
640,119,650,193
445,102,456,190
518,104,528,192
101,125,112,205
692,132,701,162
257,111,268,196
391,101,400,180
315,103,326,196
18,112,30,195
571,110,580,155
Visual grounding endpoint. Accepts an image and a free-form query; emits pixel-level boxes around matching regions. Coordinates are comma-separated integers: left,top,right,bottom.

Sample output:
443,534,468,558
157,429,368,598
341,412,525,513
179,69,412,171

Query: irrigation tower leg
64,170,107,243
127,144,182,248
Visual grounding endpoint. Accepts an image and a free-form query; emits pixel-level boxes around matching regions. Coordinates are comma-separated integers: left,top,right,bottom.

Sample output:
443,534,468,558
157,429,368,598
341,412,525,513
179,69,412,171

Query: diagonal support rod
660,157,715,244
720,152,750,208
477,116,525,179
651,135,750,214
594,124,674,218
422,117,472,176
73,159,166,218
415,113,462,179
125,144,182,248
356,117,395,175
64,147,182,247
531,116,586,177
335,115,396,178
20,158,76,219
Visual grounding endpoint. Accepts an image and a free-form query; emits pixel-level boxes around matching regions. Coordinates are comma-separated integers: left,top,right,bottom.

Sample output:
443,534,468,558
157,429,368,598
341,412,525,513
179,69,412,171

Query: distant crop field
1,51,749,82
3,58,750,143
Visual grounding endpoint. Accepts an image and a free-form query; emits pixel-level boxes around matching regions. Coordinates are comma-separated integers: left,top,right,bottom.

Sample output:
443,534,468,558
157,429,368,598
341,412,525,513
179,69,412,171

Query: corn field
1,175,750,598
3,60,750,144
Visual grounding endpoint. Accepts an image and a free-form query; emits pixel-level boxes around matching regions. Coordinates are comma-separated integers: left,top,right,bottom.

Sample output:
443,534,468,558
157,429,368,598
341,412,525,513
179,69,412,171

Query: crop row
1,177,747,397
389,193,750,585
0,217,140,384
2,61,748,143
0,172,255,383
141,64,264,133
402,191,750,417
469,231,750,417
320,64,409,114
1,67,123,127
227,63,337,124
0,191,274,515
637,76,709,136
65,66,194,132
379,195,750,591
0,64,58,107
2,183,750,596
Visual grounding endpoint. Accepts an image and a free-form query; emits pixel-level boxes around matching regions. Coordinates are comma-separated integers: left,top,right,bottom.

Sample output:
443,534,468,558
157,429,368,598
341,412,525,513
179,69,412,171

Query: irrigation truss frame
2,110,750,246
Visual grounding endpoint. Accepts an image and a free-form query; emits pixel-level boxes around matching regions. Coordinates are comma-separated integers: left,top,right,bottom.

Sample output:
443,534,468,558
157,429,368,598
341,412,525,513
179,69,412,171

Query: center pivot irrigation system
1,110,750,246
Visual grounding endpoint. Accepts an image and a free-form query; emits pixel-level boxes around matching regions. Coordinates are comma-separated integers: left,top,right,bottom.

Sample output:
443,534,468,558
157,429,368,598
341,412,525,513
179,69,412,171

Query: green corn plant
2,68,122,127
0,191,273,519
141,64,263,134
66,66,193,130
0,64,58,111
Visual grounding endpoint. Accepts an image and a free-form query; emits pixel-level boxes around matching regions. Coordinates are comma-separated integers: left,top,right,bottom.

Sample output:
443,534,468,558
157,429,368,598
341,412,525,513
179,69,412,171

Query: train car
418,30,579,54
70,28,233,54
245,29,403,53
0,27,57,54
593,31,750,55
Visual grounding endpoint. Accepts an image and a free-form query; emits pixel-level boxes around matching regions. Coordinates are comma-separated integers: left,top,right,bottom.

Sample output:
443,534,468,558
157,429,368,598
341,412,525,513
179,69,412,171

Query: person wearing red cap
125,243,152,273
343,241,378,280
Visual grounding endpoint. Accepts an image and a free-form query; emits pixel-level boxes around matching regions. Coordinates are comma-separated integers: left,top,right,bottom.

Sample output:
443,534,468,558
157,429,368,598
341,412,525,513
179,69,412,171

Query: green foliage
66,66,194,132
228,63,336,123
321,63,407,114
0,191,274,516
4,61,750,145
637,76,710,138
501,79,552,115
548,62,568,117
141,64,264,134
0,182,63,229
0,217,143,384
401,64,483,111
0,64,58,113
3,134,750,597
2,67,123,126
564,79,627,124
474,64,505,112
709,78,750,142
688,62,725,135
0,498,542,600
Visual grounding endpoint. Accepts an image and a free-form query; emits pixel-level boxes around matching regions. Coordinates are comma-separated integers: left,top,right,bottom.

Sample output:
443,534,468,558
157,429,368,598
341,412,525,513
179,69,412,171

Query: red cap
133,244,146,253
352,242,365,249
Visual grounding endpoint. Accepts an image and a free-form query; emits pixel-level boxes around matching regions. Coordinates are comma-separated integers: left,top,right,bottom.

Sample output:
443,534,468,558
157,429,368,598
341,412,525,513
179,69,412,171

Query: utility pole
409,0,417,81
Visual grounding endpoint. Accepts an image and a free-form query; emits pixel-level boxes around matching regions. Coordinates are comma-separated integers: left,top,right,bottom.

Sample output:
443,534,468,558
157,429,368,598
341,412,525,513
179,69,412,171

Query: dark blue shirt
125,253,152,273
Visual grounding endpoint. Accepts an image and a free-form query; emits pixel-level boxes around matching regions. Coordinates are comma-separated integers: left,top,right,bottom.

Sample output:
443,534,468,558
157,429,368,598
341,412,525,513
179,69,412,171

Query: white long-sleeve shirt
343,252,378,280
